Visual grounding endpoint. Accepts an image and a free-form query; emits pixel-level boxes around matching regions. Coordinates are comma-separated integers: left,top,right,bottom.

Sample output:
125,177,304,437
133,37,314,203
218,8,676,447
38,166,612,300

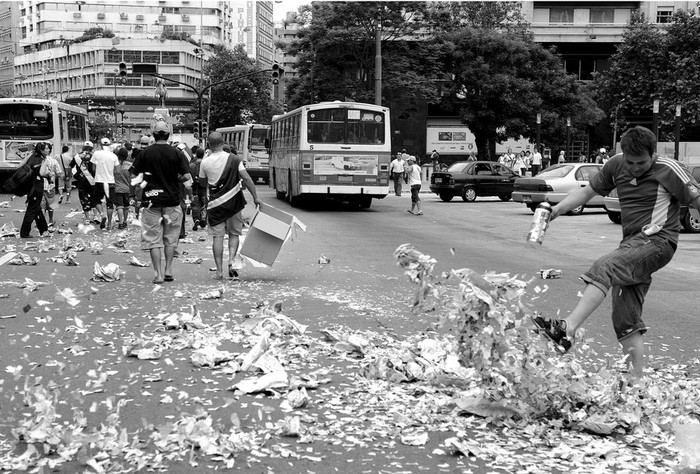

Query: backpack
3,163,34,196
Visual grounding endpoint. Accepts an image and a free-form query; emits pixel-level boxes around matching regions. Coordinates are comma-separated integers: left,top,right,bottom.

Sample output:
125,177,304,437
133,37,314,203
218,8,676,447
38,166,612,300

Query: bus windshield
307,108,385,145
250,128,268,149
0,103,53,139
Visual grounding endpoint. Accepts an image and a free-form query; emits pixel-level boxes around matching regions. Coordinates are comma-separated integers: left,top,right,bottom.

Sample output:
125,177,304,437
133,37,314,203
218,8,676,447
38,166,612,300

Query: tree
436,27,601,159
281,1,444,116
202,45,281,129
594,8,700,142
88,114,113,141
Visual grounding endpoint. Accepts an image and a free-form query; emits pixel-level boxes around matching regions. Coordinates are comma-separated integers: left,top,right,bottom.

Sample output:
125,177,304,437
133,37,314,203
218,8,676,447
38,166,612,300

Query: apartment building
2,0,274,140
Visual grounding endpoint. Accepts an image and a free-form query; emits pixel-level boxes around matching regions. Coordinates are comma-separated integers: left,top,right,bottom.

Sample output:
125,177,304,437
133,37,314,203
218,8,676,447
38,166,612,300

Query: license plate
523,195,532,203
434,178,442,184
338,176,353,182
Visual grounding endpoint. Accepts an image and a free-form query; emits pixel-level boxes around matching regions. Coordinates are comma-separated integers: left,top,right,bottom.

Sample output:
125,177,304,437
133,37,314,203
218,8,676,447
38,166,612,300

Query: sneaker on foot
192,223,199,232
99,217,106,229
531,315,573,352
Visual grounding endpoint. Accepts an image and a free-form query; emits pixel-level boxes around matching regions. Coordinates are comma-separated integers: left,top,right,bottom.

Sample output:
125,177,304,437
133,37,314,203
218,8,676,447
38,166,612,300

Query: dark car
429,161,519,202
604,163,700,233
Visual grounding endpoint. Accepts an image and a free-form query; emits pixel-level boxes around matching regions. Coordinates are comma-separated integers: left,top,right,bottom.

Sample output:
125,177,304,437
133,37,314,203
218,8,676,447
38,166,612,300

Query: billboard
426,126,476,155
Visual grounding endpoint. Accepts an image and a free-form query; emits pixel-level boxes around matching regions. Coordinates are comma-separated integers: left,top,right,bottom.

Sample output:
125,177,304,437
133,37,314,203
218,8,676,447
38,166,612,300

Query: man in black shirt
131,122,191,284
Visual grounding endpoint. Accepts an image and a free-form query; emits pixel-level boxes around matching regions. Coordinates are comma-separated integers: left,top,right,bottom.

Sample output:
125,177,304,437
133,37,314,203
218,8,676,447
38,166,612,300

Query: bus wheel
359,196,372,209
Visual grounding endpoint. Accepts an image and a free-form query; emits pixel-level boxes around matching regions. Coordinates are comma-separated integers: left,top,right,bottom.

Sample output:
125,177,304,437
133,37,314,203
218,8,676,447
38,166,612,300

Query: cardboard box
240,203,299,266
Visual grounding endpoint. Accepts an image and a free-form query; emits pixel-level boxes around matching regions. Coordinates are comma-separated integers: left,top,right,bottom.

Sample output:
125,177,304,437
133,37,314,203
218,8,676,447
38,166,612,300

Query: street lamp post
566,117,571,161
674,105,681,161
536,112,541,155
652,99,660,145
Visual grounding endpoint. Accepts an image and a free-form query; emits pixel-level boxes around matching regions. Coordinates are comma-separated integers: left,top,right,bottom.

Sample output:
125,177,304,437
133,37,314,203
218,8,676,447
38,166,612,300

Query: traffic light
271,63,282,85
200,121,208,138
118,62,128,78
193,119,200,139
283,103,288,113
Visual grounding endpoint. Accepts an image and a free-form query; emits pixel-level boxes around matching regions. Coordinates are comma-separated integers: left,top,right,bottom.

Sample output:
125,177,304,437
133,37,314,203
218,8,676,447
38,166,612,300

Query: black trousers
21,191,48,237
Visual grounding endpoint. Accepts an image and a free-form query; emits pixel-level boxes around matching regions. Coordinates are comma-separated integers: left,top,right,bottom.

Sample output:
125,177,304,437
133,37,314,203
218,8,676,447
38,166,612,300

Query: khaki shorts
42,189,57,211
140,206,183,250
209,212,244,238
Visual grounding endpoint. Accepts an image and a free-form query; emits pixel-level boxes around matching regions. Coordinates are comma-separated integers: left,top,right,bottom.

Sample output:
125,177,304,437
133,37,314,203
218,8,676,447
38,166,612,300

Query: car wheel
461,187,477,202
566,205,585,216
527,203,538,213
607,210,621,224
439,192,454,202
498,194,511,202
682,210,700,233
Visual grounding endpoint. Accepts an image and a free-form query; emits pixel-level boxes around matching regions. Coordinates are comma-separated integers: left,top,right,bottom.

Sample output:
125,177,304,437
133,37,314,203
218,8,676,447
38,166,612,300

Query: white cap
600,148,606,153
101,137,111,146
83,140,94,148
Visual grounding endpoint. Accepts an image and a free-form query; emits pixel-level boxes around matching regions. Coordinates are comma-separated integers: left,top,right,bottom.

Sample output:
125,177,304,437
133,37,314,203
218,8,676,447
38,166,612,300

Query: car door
492,164,518,196
575,165,604,205
472,162,497,195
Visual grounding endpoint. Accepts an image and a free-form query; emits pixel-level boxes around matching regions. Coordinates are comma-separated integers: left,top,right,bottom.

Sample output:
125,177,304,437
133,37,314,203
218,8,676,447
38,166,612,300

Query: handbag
3,163,33,196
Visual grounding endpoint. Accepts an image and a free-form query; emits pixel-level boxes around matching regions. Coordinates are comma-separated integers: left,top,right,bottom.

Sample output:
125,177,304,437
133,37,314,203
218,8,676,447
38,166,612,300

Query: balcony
97,13,105,19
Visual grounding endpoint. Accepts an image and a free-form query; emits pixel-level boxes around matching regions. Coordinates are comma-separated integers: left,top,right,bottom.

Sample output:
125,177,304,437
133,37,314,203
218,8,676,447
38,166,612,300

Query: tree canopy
203,45,281,129
279,1,601,159
594,9,700,141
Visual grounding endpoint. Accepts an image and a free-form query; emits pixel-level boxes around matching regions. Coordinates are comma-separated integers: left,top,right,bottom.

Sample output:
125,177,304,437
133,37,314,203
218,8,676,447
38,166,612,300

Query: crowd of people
17,123,261,284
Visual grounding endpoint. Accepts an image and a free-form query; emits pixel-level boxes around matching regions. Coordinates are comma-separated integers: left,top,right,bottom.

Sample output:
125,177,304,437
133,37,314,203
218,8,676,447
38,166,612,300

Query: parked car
604,164,700,233
429,161,519,202
512,163,605,214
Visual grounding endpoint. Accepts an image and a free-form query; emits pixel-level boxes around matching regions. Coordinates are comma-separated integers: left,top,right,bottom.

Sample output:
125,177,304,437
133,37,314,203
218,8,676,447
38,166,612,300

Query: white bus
216,123,271,184
0,98,89,171
269,101,391,208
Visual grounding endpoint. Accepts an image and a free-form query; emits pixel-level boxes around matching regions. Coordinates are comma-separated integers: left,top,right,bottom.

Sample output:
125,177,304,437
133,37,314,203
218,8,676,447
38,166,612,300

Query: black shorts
93,183,115,209
113,192,130,208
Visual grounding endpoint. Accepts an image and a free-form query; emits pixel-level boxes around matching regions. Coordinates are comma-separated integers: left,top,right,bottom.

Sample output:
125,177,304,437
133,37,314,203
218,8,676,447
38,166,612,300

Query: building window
143,51,160,63
656,6,674,23
161,52,179,64
590,8,614,24
550,7,573,23
123,50,141,63
106,50,122,63
565,58,598,81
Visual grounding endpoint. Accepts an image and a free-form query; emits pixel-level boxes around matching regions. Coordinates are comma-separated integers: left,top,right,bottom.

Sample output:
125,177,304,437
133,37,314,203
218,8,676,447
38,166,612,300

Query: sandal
152,278,164,285
407,210,415,215
164,275,174,282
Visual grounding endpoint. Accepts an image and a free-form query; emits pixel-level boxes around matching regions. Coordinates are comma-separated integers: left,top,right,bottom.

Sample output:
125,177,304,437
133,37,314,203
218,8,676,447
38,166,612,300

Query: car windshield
447,162,469,173
537,164,573,179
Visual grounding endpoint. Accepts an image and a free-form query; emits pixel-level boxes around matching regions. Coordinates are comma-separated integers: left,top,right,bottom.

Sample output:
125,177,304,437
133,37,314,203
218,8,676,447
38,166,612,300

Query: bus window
250,128,266,148
0,103,53,138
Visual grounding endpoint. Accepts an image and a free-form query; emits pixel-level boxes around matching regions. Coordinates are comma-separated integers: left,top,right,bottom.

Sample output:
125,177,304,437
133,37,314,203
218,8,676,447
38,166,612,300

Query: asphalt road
0,187,698,473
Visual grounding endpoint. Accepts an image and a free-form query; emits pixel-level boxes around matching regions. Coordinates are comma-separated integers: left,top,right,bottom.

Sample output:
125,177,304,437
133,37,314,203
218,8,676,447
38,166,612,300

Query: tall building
2,0,274,141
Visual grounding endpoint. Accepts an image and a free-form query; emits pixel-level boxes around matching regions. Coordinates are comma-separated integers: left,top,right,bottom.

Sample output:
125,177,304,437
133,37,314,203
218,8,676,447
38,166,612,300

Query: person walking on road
390,154,406,196
405,156,423,216
69,141,96,224
91,137,119,230
532,126,700,378
531,147,543,176
113,147,133,229
131,121,192,284
199,131,261,281
190,147,207,231
58,145,73,205
40,144,63,231
19,142,52,238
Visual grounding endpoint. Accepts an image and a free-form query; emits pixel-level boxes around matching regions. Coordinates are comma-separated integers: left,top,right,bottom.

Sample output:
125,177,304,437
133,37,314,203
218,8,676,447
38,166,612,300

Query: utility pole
374,22,382,106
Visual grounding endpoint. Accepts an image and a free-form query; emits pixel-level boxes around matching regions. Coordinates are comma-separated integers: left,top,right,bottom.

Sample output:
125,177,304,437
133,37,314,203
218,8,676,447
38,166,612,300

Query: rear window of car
537,164,573,179
448,162,469,173
575,166,601,181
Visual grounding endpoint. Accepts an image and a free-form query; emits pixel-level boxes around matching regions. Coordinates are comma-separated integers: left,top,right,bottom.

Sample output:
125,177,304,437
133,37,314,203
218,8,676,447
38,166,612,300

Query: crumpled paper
9,252,39,266
89,242,104,255
231,371,288,394
199,288,223,299
190,346,236,367
160,305,205,330
0,223,19,238
92,262,124,282
49,250,79,266
128,256,149,267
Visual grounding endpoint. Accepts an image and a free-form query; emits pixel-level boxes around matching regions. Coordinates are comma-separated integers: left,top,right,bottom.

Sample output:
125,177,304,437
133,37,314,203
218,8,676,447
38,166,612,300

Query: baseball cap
83,140,94,148
177,143,187,150
101,137,111,146
153,121,169,134
140,136,150,145
599,148,606,153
